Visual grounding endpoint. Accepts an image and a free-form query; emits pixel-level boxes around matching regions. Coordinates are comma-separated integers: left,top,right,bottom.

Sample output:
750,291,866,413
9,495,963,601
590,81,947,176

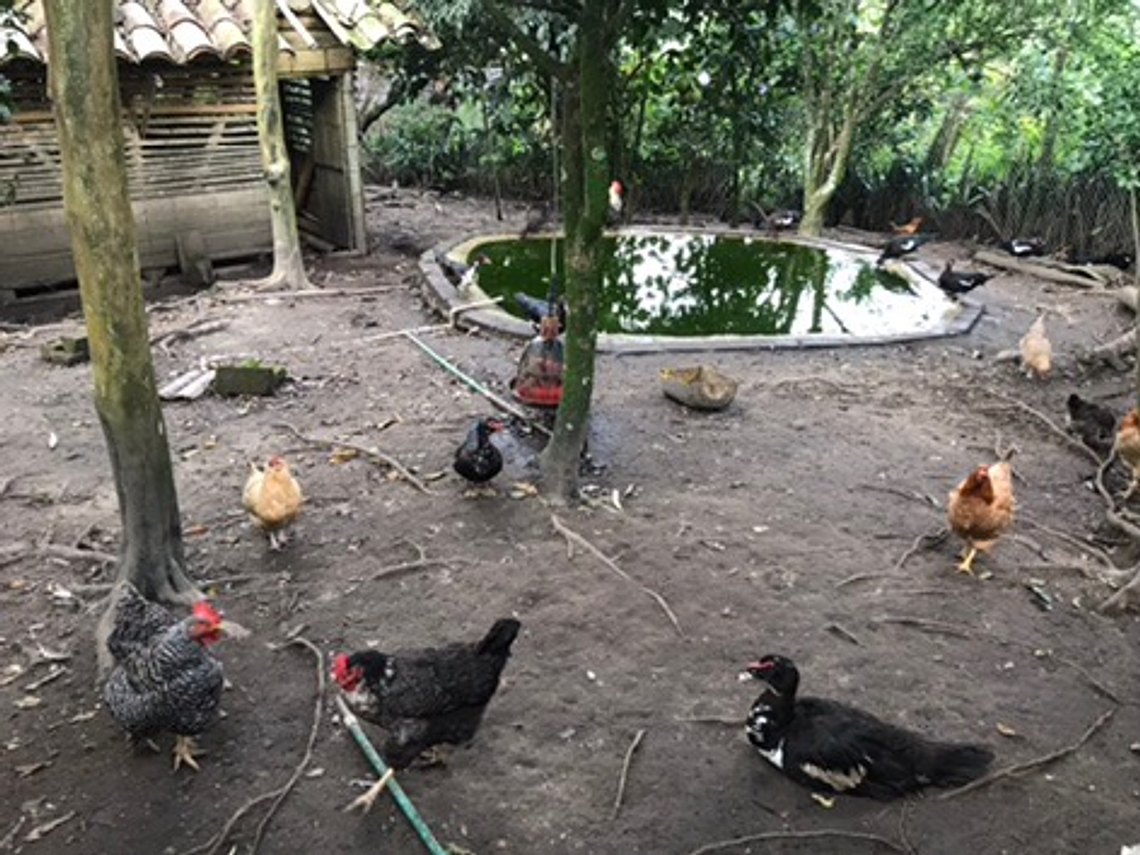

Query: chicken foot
172,735,206,771
343,768,396,814
956,546,979,575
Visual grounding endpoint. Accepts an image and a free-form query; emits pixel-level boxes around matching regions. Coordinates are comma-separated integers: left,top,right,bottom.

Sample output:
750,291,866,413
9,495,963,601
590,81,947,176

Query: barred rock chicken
243,455,303,550
1019,315,1052,378
1115,410,1140,498
102,584,238,771
948,461,1015,574
743,654,993,800
332,618,521,812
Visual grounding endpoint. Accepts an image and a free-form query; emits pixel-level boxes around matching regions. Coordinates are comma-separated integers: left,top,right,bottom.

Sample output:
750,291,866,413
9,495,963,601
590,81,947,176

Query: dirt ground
1,189,1139,855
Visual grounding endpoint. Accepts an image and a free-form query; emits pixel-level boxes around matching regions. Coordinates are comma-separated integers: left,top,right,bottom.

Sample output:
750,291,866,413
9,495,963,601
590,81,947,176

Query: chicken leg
956,546,979,575
343,768,395,814
172,735,206,771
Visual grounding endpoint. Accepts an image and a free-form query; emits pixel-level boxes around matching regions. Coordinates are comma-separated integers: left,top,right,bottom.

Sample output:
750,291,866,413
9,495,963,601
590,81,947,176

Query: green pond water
472,233,950,338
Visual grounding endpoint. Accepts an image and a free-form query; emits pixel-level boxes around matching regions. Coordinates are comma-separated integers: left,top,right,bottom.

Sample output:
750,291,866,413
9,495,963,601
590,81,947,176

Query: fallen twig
610,728,646,821
686,828,908,855
272,421,432,495
23,811,76,843
551,514,684,637
893,527,949,572
826,622,861,645
183,636,324,855
369,540,456,581
939,708,1115,800
218,285,406,304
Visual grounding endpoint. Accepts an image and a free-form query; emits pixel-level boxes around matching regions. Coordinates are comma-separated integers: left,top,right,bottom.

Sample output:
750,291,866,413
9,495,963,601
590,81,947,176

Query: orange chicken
1115,410,1140,497
243,456,303,550
1019,315,1051,378
891,216,923,235
947,462,1014,574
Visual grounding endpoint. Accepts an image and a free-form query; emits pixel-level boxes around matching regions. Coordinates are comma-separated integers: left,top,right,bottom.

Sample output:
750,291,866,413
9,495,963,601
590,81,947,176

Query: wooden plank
0,188,272,294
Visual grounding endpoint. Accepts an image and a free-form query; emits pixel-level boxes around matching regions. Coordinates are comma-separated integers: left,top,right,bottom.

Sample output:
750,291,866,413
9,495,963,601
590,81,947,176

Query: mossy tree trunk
43,0,194,606
252,0,310,289
538,0,613,503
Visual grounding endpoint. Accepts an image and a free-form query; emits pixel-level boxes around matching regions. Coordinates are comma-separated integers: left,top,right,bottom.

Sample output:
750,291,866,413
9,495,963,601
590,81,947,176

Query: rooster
332,618,521,812
891,216,923,235
243,455,303,550
454,417,505,496
102,584,241,771
947,462,1015,574
742,654,993,800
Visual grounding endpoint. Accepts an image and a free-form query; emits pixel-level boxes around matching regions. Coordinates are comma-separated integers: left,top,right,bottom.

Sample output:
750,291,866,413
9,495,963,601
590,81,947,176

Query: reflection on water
475,233,948,337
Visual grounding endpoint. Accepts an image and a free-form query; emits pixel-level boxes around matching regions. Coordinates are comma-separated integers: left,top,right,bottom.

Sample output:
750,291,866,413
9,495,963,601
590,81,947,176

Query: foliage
363,98,469,187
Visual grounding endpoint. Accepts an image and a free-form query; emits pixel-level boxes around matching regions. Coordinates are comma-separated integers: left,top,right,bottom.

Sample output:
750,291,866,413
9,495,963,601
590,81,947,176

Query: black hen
876,234,931,266
1066,393,1117,454
454,417,505,488
333,618,521,771
937,261,993,299
743,654,993,800
103,584,232,771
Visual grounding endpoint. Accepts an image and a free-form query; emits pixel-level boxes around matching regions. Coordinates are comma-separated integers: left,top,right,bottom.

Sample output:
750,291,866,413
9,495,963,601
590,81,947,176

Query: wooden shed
0,0,434,305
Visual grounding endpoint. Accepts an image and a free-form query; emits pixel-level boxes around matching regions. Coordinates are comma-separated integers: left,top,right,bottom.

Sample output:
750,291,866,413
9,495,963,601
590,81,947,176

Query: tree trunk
539,0,609,503
253,0,310,289
43,0,194,608
800,108,857,237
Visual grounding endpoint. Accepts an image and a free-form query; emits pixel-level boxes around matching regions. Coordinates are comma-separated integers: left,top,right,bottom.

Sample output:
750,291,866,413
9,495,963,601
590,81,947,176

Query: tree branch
478,0,570,81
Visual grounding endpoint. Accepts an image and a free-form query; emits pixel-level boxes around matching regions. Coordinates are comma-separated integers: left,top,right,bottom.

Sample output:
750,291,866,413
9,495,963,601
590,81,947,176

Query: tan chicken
243,456,303,550
1115,410,1140,498
947,462,1014,574
1018,315,1051,378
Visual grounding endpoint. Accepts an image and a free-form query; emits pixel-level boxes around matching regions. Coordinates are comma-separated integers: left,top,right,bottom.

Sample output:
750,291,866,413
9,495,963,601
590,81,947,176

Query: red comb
331,654,349,682
192,601,221,624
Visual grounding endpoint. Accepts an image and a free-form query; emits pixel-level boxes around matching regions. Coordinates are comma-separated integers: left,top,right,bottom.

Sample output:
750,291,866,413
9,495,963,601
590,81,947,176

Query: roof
0,0,436,66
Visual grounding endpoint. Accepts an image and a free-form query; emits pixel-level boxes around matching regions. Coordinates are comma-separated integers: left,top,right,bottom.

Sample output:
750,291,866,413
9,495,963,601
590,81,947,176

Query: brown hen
1116,410,1140,497
947,462,1014,574
243,455,303,550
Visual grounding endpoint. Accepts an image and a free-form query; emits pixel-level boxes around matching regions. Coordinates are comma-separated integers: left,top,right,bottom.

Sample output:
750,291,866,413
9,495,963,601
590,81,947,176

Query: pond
470,232,955,339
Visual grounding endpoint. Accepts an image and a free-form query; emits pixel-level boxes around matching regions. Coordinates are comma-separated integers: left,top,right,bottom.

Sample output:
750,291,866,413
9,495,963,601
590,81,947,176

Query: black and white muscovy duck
742,654,993,800
999,237,1046,258
435,251,492,293
876,234,932,266
767,209,802,233
936,261,993,299
1063,248,1135,271
454,417,505,495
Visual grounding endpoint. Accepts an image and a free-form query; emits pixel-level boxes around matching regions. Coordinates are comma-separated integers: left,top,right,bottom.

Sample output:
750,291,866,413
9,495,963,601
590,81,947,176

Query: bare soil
1,189,1139,855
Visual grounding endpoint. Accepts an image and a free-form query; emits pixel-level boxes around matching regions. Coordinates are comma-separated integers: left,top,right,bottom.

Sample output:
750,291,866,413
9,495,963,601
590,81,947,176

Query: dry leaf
996,722,1018,737
328,447,359,465
811,793,836,808
14,695,42,709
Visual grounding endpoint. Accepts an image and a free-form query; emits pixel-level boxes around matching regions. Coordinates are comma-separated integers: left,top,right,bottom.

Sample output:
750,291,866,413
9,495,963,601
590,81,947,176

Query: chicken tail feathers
476,618,521,657
923,742,993,788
